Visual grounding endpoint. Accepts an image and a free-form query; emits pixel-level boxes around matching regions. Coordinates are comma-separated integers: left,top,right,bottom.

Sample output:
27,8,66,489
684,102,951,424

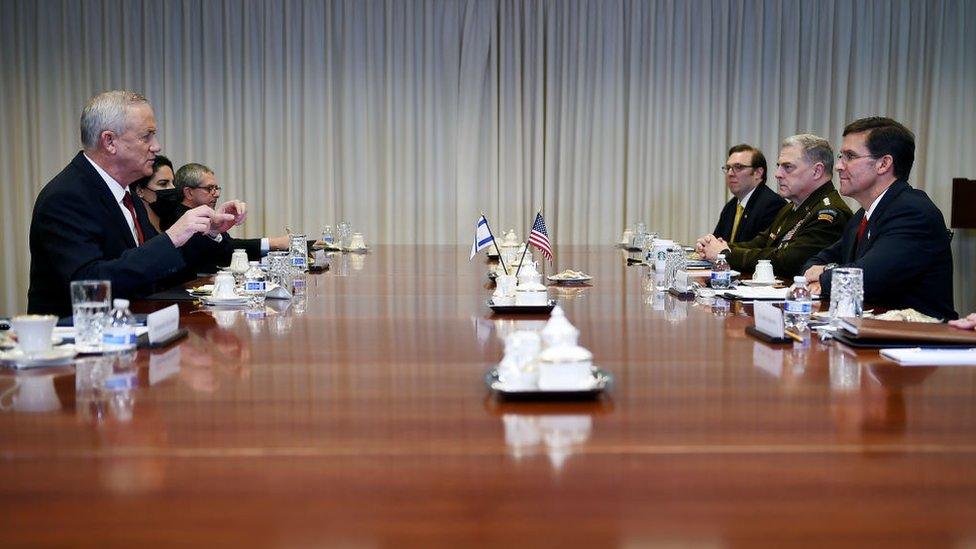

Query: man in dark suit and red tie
802,117,956,320
28,90,249,316
712,144,785,245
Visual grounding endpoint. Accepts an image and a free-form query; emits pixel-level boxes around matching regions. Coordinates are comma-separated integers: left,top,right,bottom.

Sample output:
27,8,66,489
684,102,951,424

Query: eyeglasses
837,151,874,163
720,163,754,174
191,184,222,194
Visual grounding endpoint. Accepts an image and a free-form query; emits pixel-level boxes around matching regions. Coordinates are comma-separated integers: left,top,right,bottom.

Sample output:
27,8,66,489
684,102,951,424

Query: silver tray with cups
484,366,613,399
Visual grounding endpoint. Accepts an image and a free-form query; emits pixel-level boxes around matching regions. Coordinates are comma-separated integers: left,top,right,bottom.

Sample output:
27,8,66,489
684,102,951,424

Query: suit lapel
73,153,138,249
853,180,909,260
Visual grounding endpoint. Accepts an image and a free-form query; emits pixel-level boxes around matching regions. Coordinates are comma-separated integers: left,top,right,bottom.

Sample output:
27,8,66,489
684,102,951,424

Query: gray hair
174,163,215,194
80,90,150,150
781,133,834,175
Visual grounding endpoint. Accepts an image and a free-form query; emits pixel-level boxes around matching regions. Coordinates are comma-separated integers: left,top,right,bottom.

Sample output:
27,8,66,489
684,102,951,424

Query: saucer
201,295,249,307
547,274,592,284
0,346,78,369
740,279,780,287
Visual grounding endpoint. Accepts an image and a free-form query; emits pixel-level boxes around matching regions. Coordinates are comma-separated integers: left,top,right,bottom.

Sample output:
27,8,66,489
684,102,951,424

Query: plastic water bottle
102,299,137,352
243,261,267,309
710,253,731,289
322,225,335,245
784,276,813,333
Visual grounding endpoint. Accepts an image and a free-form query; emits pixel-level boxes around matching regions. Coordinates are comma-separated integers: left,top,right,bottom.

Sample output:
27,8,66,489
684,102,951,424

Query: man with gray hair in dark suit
27,90,249,316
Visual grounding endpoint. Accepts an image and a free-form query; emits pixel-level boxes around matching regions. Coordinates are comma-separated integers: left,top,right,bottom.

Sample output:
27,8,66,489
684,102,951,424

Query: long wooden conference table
2,245,975,546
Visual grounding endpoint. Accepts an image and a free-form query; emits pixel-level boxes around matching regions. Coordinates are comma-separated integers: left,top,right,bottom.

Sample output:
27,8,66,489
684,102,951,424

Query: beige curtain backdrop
1,0,974,315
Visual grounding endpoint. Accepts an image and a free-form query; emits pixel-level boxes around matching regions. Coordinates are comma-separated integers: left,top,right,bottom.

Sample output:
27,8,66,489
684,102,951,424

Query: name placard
147,304,180,345
753,302,785,339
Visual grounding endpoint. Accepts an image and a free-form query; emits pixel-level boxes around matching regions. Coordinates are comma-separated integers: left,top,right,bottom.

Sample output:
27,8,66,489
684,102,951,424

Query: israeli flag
469,215,494,259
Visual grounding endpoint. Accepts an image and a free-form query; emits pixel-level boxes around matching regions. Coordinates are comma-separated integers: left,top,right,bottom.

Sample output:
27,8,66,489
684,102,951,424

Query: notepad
880,347,976,366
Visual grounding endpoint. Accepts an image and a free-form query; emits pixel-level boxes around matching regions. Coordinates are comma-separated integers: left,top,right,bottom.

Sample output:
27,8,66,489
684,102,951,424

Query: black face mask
149,188,181,222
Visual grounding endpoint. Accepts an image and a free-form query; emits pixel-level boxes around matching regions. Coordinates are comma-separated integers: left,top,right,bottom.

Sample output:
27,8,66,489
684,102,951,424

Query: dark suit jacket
167,203,263,274
28,152,229,317
803,179,956,320
713,184,785,243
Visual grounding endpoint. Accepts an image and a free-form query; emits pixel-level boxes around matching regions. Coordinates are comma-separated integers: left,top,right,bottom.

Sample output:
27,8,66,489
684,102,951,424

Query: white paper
753,302,786,338
147,304,180,344
724,287,790,300
880,347,976,366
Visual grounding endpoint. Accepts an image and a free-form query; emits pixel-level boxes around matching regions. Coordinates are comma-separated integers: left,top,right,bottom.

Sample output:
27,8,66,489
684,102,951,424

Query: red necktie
855,216,868,243
121,191,145,245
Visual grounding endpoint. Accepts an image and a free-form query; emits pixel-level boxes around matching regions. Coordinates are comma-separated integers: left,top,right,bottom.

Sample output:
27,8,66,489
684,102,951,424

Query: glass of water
829,267,864,325
70,280,111,352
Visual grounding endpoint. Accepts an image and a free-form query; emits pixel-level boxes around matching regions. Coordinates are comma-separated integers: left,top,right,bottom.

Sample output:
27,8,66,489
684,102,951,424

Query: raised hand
166,206,216,247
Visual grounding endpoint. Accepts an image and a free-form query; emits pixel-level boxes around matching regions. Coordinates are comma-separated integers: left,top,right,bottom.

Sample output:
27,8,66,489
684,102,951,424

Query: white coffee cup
349,233,366,250
212,271,237,299
754,260,775,282
11,314,58,356
620,229,634,245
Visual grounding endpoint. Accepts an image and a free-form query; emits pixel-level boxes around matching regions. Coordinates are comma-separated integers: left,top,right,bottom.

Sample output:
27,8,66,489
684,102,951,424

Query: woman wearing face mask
132,155,180,233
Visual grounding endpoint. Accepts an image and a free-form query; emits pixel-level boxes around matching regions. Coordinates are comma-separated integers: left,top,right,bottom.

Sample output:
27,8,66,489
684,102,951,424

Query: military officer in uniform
697,134,852,277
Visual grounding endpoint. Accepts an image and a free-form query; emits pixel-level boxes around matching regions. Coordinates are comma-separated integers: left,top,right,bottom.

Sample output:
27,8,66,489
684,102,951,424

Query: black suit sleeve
33,189,186,298
816,206,946,301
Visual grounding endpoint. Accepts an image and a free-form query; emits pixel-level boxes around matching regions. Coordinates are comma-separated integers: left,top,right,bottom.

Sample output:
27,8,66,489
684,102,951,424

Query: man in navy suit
28,90,249,316
712,144,785,244
803,117,956,320
161,162,289,273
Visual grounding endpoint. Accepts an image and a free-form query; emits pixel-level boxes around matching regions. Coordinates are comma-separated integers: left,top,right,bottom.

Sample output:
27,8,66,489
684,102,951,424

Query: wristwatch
824,262,838,272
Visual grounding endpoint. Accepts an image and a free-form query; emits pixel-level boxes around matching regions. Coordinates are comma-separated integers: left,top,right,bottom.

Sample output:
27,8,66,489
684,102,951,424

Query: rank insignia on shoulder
823,197,830,205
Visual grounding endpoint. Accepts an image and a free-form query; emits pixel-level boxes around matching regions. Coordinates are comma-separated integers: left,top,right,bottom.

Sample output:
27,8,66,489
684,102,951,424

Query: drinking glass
829,267,864,325
71,280,111,352
337,221,352,249
267,251,290,287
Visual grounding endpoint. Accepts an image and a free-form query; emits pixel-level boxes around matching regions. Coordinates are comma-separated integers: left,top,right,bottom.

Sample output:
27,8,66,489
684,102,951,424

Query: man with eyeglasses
712,144,786,244
697,134,851,277
168,163,289,273
28,90,250,316
802,117,956,320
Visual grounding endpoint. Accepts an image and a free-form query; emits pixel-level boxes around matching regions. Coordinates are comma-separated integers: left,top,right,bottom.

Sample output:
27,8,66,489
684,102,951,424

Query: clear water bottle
784,276,813,333
710,253,731,289
102,299,137,352
289,233,309,272
321,225,334,245
243,261,267,309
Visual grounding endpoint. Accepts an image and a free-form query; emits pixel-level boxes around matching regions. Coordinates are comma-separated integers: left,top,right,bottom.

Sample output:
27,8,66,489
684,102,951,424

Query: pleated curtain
1,0,974,314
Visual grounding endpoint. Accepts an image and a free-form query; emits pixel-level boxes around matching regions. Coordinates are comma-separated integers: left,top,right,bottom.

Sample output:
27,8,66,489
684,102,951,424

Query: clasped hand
695,234,729,261
165,200,247,247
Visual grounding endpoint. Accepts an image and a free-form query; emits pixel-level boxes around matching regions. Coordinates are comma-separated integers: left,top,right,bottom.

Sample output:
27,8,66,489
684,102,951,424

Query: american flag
528,212,553,263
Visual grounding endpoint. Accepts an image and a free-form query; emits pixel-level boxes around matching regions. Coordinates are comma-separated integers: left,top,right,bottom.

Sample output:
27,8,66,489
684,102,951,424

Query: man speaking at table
802,117,956,320
27,90,249,316
713,144,785,244
697,134,851,277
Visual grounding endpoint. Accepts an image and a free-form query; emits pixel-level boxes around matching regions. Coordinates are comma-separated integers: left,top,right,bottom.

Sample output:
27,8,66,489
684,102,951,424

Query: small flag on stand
470,215,495,259
528,212,553,264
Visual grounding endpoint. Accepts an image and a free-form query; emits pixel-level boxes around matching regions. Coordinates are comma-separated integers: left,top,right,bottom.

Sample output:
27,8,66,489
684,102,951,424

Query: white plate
740,279,780,287
0,346,78,369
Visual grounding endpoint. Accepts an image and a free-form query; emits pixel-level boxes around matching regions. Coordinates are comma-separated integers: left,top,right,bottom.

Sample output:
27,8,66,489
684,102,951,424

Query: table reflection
503,413,592,470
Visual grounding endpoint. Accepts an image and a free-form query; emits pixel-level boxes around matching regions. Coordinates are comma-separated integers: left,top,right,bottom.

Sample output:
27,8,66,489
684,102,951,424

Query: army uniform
724,181,852,277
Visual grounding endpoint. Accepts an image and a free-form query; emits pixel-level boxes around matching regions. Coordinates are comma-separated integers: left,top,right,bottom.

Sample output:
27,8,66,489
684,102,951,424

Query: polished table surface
2,245,975,547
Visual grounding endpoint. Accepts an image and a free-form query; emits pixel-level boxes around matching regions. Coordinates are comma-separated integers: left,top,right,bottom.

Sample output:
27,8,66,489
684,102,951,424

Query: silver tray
487,299,556,314
484,366,613,400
